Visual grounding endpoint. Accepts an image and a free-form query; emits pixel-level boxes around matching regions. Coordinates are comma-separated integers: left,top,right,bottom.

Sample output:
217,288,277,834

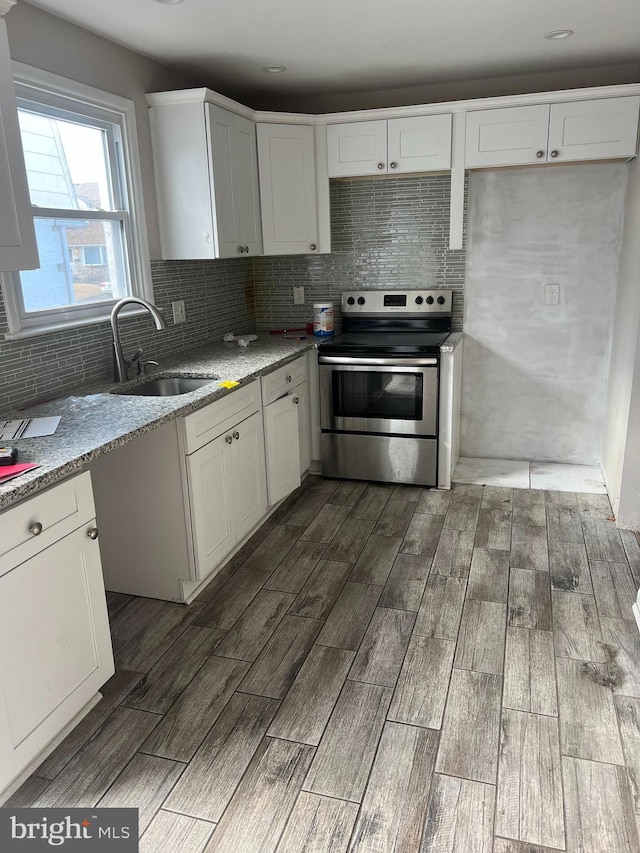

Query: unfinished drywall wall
602,155,640,527
461,163,627,465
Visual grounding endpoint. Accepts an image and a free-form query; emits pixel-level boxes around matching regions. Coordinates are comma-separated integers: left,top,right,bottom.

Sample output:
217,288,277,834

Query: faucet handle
127,348,144,376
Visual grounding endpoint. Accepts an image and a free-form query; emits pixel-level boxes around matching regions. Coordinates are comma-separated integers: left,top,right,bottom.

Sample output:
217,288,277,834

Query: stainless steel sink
112,377,216,397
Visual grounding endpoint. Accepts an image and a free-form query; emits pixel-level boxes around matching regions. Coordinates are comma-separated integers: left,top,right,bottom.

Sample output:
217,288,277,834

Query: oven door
319,355,438,436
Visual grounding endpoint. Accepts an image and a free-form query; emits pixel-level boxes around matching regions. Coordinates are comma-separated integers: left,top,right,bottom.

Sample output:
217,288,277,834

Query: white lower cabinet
187,410,267,580
0,473,114,796
263,392,301,505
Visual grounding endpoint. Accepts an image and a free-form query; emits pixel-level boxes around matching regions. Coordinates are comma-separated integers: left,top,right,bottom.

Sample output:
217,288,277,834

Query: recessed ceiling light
262,65,287,73
545,29,574,40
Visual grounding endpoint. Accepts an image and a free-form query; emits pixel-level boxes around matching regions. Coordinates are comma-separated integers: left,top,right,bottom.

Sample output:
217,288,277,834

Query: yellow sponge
218,380,240,389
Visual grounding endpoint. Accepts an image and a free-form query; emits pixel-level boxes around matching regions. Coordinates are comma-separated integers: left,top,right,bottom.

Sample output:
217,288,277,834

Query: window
2,65,152,338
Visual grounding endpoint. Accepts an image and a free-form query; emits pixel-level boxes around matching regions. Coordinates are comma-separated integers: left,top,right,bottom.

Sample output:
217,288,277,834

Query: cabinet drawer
261,357,307,406
183,380,261,454
0,472,95,571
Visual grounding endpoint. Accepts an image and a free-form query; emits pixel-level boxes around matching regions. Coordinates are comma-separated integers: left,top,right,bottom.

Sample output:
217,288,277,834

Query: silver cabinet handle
377,162,385,170
286,375,292,383
238,245,243,253
293,396,299,404
87,527,99,540
536,150,545,158
29,521,43,536
225,434,233,444
309,243,317,251
550,150,559,158
390,161,398,169
233,431,240,440
244,246,249,253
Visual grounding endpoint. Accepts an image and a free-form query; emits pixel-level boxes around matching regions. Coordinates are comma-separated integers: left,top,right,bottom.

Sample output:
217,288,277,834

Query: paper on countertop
222,332,258,346
0,416,61,441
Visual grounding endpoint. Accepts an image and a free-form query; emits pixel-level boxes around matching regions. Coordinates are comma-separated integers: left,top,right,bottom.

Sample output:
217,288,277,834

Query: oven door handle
318,355,438,367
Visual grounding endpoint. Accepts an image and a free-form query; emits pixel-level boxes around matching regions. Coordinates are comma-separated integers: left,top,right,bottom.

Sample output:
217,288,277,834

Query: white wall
5,1,197,260
602,156,640,527
461,163,628,465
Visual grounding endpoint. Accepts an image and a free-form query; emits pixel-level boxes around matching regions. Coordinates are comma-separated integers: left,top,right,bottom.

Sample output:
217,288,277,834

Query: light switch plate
172,300,186,323
293,286,305,305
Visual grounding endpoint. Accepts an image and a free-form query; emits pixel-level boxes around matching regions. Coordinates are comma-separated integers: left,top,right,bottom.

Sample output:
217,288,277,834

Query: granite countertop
441,332,463,353
0,336,314,511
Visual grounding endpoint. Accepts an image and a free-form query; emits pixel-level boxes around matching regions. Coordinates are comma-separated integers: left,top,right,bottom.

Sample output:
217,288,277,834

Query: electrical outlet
293,286,305,305
172,300,186,323
545,284,560,305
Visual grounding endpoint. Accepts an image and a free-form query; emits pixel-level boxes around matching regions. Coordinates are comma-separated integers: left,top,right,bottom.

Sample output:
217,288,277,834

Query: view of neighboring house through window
1,68,151,337
17,106,129,312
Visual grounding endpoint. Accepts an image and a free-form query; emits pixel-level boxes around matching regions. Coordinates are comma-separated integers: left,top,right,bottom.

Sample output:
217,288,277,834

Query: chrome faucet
110,297,167,382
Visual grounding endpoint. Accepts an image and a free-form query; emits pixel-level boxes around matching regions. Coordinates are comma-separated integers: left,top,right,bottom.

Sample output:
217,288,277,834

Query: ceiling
26,0,640,109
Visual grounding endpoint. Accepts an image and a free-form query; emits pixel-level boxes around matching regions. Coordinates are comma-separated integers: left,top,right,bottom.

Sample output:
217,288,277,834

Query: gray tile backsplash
0,175,467,413
0,259,254,413
253,174,467,333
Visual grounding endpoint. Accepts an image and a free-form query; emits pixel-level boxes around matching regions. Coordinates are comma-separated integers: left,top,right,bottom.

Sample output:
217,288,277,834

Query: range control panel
341,289,452,314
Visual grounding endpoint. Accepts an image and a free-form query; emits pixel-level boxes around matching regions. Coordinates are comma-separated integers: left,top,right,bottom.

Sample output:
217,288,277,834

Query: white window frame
1,63,153,339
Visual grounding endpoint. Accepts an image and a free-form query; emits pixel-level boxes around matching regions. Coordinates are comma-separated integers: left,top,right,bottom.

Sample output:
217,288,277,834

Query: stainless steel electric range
317,289,452,486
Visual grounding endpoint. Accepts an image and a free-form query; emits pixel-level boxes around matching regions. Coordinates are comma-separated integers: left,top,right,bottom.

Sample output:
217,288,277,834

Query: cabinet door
548,97,640,162
232,113,263,256
206,104,242,259
465,104,551,168
387,114,452,173
326,120,388,177
257,123,319,255
0,19,38,271
293,381,311,475
263,393,301,505
0,524,114,791
229,412,268,542
187,431,236,579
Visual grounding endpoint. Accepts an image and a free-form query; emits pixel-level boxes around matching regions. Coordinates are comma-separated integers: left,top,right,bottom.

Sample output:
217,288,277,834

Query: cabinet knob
377,162,385,170
238,246,243,253
233,431,240,440
390,161,398,169
293,396,299,404
286,375,292,383
309,244,317,251
29,521,43,536
244,246,249,253
550,149,559,158
87,527,99,540
536,150,545,158
225,434,233,444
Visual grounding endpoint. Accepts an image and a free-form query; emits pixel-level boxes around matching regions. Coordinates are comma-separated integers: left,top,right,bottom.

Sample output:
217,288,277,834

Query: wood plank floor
9,477,640,852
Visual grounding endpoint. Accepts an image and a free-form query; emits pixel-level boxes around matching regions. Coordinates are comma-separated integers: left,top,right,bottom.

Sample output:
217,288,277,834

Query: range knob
426,296,434,305
357,297,366,306
346,297,355,305
437,295,446,305
415,296,423,305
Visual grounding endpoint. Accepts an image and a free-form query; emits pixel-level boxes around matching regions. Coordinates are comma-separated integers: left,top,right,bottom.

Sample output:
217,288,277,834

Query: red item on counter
0,462,40,484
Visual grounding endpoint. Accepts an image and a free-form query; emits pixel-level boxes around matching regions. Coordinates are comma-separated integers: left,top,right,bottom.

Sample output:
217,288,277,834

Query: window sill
4,306,165,341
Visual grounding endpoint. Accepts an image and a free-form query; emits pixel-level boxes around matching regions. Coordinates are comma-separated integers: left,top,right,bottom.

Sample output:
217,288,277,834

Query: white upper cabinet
149,94,262,259
387,115,452,173
327,119,387,176
327,115,452,177
257,123,320,255
465,96,640,168
465,104,551,168
0,16,38,271
548,96,640,162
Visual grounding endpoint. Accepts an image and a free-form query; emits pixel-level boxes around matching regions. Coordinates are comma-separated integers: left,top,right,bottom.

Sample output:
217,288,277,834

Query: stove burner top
317,330,450,356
